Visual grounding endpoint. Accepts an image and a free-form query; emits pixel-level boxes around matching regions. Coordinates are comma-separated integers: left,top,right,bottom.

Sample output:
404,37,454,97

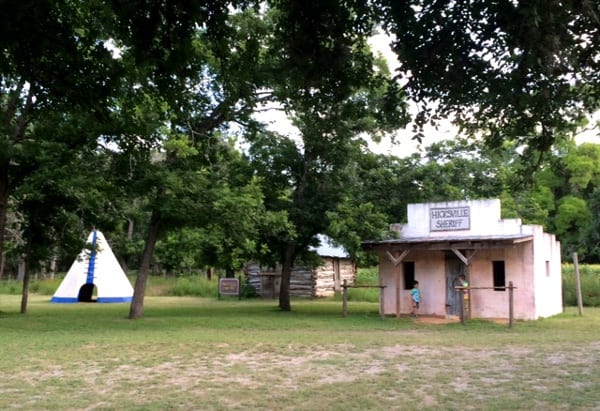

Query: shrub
241,281,257,298
340,267,380,302
562,264,600,307
169,276,218,297
0,277,61,295
354,267,379,286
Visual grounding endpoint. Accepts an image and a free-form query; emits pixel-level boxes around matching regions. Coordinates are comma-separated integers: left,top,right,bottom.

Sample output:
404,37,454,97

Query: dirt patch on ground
413,315,460,324
5,336,599,410
412,315,510,325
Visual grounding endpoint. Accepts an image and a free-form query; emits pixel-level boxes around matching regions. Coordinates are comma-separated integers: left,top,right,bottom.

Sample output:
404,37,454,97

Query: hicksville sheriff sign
430,206,470,231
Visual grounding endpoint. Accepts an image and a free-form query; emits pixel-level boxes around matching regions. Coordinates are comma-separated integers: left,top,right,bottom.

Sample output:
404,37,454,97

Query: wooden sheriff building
363,199,562,320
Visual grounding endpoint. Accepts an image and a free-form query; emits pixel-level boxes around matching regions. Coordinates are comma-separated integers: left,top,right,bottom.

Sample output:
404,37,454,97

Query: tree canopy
1,0,599,315
381,0,599,160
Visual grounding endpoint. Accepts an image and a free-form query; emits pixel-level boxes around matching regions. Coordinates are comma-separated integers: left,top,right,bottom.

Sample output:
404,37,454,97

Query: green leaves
555,195,592,254
564,143,600,192
381,0,600,156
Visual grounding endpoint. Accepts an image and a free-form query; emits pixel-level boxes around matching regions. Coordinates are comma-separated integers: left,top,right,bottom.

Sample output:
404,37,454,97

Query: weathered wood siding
245,257,356,298
314,257,356,297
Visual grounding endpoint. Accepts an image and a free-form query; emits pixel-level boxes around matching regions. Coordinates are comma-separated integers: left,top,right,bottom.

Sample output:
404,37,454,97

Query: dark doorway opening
78,283,97,302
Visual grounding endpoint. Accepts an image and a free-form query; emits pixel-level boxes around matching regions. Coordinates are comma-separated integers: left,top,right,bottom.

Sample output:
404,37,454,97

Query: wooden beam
385,249,409,267
451,248,479,266
467,249,478,263
451,248,469,265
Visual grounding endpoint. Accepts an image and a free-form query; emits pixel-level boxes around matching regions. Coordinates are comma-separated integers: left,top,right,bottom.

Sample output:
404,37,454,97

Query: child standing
410,281,421,317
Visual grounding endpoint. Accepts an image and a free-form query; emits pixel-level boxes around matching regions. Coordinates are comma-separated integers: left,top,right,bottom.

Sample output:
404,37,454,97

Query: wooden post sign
218,278,240,298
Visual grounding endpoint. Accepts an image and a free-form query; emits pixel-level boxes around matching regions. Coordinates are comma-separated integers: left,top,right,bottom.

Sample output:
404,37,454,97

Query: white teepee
51,230,134,303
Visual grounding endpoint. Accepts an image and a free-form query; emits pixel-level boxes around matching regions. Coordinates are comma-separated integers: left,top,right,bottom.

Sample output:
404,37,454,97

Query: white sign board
430,206,470,231
219,278,240,296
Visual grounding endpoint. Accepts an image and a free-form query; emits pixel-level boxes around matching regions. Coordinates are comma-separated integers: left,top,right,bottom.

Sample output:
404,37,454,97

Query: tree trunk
1,82,31,281
127,216,134,240
120,259,129,273
0,164,9,280
278,242,296,311
20,256,30,314
17,259,25,281
129,212,161,319
225,267,235,278
49,256,57,279
119,217,136,272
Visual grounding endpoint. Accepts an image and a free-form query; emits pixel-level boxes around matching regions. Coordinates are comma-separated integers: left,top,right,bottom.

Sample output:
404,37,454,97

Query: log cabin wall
244,257,356,299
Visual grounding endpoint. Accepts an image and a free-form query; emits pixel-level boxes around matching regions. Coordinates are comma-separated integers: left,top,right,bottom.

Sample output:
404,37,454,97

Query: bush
241,281,257,298
562,264,600,307
169,276,218,297
0,280,21,295
0,278,62,295
346,287,380,302
354,267,379,286
343,267,380,302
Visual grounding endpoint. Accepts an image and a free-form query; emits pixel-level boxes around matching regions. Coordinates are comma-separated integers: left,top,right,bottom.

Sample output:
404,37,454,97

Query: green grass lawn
0,295,599,411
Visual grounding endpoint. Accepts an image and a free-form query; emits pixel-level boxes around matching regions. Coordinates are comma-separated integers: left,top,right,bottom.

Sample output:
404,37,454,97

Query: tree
535,142,600,260
246,0,408,311
564,143,600,195
326,200,390,266
346,152,415,225
196,178,292,278
12,124,118,312
0,0,121,276
555,195,592,255
122,5,275,319
349,138,508,226
583,188,600,261
381,1,600,161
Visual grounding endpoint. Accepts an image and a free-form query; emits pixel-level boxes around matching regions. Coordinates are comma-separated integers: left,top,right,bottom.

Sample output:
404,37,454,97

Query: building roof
362,234,533,251
312,234,350,258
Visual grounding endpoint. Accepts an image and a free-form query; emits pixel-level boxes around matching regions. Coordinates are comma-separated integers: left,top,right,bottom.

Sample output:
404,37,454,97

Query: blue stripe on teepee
97,296,133,303
50,297,78,303
86,230,98,284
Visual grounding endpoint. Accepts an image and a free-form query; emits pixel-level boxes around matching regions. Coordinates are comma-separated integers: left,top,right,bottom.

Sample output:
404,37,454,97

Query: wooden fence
455,281,516,328
342,280,517,327
341,279,386,319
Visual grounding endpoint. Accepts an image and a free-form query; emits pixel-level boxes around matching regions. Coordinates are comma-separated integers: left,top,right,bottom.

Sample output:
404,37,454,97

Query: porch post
380,286,385,320
459,288,465,324
508,281,514,328
342,279,348,317
395,270,401,318
466,261,472,320
573,252,584,316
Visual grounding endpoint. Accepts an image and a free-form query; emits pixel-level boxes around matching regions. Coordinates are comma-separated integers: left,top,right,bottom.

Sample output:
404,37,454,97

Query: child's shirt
411,287,420,303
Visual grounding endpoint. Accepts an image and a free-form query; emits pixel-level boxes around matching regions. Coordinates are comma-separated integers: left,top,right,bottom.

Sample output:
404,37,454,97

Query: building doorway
445,252,466,316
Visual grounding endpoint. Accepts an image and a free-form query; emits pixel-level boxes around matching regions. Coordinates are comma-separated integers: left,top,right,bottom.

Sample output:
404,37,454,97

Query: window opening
403,261,415,290
493,260,505,291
